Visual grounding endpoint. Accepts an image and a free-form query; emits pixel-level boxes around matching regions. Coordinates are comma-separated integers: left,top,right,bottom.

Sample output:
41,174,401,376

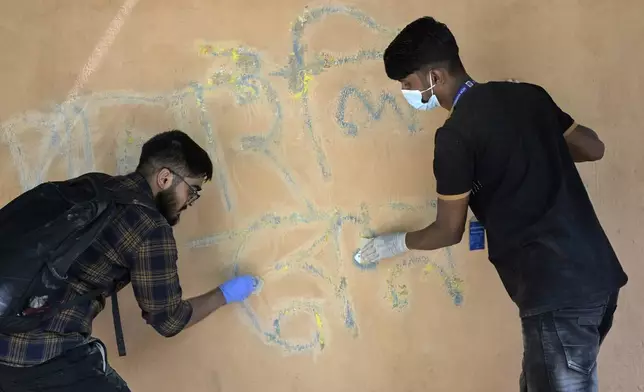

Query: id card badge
469,217,485,251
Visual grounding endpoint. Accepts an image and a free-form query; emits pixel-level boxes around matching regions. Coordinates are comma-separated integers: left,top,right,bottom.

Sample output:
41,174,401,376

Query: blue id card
469,218,485,251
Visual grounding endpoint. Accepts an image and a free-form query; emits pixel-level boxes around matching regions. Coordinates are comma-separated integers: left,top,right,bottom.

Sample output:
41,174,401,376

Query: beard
155,189,181,226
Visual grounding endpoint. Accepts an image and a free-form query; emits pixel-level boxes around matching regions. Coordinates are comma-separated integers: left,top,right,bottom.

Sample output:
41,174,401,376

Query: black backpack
0,172,154,356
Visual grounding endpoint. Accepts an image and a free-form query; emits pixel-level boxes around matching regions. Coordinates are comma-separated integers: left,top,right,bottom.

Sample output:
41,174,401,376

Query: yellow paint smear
230,49,240,62
292,72,313,99
314,311,325,347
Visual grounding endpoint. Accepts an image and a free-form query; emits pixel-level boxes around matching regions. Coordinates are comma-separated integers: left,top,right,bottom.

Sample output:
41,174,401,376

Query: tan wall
1,0,642,390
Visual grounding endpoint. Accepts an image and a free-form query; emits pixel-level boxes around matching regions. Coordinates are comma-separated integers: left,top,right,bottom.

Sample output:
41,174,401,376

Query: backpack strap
104,188,153,358
100,186,154,357
56,288,105,311
111,292,127,356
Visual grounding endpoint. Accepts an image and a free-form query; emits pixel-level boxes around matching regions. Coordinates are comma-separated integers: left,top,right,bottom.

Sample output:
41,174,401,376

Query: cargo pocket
551,305,605,375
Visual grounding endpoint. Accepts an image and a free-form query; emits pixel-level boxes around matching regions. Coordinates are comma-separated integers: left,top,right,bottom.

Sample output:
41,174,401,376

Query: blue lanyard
453,80,476,106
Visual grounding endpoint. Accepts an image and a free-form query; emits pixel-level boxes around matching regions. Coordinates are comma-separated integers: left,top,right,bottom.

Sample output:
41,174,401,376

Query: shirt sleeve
433,127,474,200
131,224,193,337
532,84,577,137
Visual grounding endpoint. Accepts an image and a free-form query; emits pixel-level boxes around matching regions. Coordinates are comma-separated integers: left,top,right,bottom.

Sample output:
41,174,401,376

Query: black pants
0,339,129,391
520,292,619,392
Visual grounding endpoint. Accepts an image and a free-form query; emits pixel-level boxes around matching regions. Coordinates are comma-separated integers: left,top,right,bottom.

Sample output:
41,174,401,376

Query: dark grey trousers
520,292,619,391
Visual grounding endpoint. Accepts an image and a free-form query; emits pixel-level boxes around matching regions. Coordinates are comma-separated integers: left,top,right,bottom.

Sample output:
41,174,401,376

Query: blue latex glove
219,275,257,303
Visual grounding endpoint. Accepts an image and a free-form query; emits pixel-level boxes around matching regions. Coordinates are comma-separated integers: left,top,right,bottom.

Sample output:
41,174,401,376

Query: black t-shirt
433,81,628,317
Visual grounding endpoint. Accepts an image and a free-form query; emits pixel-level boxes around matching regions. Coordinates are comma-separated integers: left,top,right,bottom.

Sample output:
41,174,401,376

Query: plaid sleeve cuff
148,300,193,337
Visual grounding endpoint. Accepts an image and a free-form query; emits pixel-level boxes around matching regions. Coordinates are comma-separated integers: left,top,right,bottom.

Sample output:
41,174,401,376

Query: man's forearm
566,125,605,162
568,144,599,162
184,287,227,329
405,221,463,251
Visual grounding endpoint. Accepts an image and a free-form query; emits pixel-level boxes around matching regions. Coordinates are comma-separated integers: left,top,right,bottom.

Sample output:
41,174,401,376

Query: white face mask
401,73,440,111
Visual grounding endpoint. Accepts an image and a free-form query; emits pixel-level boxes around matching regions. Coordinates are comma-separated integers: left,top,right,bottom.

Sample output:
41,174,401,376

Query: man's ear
432,68,449,86
156,168,173,190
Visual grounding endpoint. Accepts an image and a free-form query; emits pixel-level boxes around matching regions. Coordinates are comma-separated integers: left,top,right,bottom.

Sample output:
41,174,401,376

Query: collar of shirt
125,172,155,199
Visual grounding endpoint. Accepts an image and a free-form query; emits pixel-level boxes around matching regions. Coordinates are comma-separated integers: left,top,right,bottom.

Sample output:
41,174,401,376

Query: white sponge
352,238,374,269
354,249,362,264
252,276,264,295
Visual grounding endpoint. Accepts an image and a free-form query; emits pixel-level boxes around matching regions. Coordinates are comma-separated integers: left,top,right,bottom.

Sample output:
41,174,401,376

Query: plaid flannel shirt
0,173,193,367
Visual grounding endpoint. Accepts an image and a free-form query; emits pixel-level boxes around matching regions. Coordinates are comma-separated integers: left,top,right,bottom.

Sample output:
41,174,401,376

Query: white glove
358,232,409,265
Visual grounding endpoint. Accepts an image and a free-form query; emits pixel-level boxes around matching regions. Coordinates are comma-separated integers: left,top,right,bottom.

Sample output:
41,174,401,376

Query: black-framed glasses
165,168,201,207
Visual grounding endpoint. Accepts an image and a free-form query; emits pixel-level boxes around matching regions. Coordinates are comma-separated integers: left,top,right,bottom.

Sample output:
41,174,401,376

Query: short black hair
384,16,464,81
136,130,213,181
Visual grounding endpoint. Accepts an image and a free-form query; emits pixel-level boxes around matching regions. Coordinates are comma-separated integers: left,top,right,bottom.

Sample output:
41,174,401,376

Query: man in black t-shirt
357,16,628,391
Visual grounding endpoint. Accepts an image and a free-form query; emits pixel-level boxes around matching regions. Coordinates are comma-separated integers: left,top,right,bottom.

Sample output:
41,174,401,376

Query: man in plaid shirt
0,130,257,391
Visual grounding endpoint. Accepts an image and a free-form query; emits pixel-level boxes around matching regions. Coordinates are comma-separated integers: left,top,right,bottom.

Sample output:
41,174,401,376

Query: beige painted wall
1,0,642,390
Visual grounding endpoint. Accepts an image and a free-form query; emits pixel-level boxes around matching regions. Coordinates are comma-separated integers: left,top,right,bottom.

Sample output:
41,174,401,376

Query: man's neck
132,170,159,197
445,73,472,110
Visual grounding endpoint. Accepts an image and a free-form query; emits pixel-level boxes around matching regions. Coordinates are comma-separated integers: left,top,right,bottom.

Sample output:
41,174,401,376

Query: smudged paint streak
336,86,419,137
270,5,401,179
240,300,325,353
203,205,370,353
386,252,464,310
191,199,457,353
190,81,235,211
199,44,315,211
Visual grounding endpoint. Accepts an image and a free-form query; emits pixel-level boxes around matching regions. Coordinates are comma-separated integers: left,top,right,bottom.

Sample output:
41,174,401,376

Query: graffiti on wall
0,5,462,355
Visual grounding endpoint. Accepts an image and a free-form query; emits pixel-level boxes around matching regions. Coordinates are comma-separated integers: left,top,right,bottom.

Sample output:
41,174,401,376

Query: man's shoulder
445,80,547,127
100,173,170,244
441,83,499,127
105,172,152,194
96,203,173,268
114,202,168,237
476,80,544,92
462,80,545,102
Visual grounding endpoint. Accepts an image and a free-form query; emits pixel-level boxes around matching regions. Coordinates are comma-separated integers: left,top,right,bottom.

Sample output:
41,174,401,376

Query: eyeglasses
165,168,201,207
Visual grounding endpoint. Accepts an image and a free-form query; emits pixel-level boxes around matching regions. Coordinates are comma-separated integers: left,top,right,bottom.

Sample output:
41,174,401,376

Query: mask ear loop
427,70,437,93
417,68,436,95
416,69,435,105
